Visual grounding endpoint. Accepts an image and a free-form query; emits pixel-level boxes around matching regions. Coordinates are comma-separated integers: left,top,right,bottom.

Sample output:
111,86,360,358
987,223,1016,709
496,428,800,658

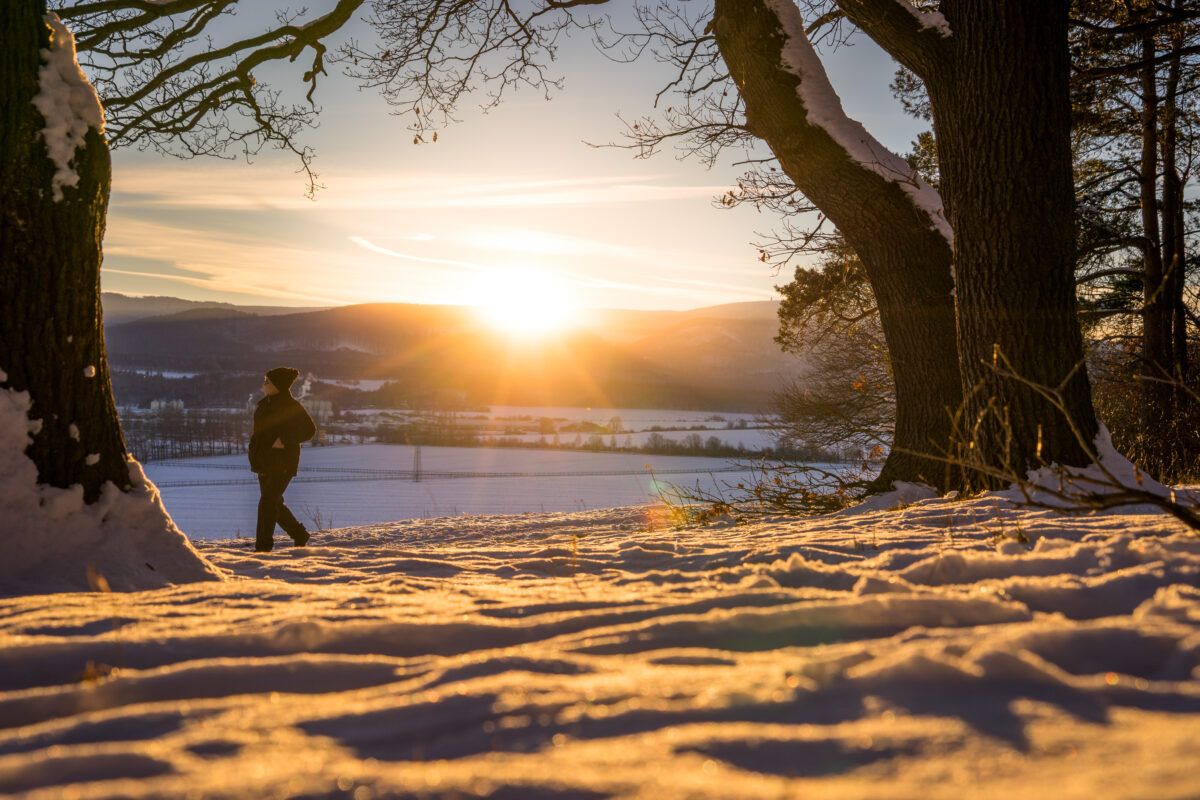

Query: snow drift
1,492,1197,798
0,384,220,594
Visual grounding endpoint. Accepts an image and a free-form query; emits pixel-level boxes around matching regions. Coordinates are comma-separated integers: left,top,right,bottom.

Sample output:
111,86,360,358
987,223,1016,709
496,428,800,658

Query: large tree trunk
1,0,218,593
928,0,1098,476
1,0,130,502
714,0,963,491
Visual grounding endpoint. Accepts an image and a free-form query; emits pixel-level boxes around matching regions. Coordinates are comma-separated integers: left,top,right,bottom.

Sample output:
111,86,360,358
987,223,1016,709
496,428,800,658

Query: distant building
150,399,184,412
308,399,333,419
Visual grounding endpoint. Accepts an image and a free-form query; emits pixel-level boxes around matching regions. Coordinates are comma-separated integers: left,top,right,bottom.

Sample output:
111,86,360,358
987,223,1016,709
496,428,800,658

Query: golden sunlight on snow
2,496,1199,798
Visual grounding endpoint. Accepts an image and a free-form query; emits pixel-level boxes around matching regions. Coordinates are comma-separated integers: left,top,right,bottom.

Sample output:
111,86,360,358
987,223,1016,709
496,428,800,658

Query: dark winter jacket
249,393,316,477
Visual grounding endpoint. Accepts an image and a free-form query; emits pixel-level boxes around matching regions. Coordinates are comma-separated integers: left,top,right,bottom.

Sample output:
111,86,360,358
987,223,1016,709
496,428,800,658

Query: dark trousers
256,472,306,551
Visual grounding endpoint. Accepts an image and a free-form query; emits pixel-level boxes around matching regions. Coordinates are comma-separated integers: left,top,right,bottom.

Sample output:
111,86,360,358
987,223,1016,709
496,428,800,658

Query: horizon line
100,290,782,315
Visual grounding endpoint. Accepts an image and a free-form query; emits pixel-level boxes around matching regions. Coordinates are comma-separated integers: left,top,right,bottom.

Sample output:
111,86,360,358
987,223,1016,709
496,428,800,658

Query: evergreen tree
1071,0,1200,478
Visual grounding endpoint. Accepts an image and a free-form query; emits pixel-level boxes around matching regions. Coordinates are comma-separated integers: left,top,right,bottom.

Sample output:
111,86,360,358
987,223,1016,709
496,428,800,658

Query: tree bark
0,0,131,502
927,0,1099,476
713,0,963,491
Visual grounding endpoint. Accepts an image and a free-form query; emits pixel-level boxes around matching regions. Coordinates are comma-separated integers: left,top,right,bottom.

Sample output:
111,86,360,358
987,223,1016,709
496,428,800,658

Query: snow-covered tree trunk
1,0,128,500
0,0,219,593
714,0,963,491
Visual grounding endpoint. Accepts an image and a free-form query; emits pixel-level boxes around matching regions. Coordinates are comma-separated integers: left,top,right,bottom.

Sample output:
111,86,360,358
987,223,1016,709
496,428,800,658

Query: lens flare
474,269,575,336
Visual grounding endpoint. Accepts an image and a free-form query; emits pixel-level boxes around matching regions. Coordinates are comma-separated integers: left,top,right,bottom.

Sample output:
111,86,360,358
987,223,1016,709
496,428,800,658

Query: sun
474,270,575,336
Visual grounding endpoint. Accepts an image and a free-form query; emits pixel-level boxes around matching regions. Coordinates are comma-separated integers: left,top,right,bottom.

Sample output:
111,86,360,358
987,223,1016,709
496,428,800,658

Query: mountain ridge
102,294,799,410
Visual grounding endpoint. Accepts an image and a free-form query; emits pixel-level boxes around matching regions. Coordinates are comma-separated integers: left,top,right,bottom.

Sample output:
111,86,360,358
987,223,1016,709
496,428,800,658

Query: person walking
249,367,316,552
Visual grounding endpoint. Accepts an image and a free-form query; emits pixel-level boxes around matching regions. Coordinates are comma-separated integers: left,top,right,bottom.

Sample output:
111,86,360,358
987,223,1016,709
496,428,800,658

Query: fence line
152,465,746,488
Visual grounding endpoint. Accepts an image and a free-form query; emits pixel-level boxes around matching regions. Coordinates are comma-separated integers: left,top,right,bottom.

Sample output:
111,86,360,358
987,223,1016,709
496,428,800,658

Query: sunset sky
99,13,922,313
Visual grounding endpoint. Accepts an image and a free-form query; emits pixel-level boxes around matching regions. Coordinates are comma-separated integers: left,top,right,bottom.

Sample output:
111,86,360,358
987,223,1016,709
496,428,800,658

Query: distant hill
101,292,328,326
102,297,801,411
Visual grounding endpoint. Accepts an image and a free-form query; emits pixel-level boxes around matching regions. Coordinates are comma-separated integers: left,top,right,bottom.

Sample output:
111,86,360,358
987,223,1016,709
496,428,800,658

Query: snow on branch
907,352,1200,533
892,0,950,38
33,13,106,202
765,0,952,246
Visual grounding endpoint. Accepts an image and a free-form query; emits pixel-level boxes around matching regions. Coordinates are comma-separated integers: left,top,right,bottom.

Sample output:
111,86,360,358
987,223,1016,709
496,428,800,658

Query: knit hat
266,366,300,393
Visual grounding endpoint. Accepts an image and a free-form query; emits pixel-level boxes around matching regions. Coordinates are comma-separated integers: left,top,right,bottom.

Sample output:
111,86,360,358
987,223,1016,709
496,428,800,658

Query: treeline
108,367,772,419
547,431,854,462
122,408,251,462
374,421,853,462
110,370,260,410
122,407,852,464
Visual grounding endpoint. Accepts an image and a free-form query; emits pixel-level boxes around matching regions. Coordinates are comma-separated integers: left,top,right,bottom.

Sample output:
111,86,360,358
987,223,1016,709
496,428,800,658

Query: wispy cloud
111,164,731,211
347,234,771,303
462,227,649,263
102,266,340,305
348,236,493,273
103,159,780,310
103,216,351,304
658,275,780,298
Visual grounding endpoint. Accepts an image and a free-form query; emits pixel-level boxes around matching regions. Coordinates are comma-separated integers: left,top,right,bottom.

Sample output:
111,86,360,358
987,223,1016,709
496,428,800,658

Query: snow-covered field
144,445,776,540
2,492,1198,798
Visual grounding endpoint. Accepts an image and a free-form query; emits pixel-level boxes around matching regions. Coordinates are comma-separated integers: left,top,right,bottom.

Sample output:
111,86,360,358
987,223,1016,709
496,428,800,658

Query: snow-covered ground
144,445,780,540
2,493,1198,798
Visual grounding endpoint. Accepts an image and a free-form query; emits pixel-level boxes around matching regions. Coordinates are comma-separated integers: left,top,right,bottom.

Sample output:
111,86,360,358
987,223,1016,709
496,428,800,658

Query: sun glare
474,270,575,336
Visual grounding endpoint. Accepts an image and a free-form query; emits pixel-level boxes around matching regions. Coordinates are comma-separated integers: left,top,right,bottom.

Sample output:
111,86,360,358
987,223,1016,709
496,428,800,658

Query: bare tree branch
55,0,368,194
